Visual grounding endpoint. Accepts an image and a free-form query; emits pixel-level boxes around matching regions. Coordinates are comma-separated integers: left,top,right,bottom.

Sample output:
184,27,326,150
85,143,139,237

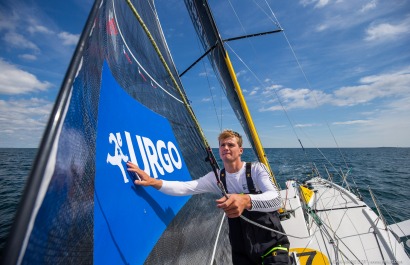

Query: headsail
3,0,228,264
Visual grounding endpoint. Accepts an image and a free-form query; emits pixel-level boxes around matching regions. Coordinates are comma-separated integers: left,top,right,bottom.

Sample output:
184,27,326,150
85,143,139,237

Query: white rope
209,212,226,265
239,214,312,239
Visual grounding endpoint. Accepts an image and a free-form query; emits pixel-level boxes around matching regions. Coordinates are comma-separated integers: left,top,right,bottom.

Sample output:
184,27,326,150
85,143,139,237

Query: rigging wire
256,1,352,172
315,178,386,263
225,1,317,175
308,180,368,264
226,0,260,58
213,5,380,258
229,0,363,198
225,43,302,148
261,0,354,177
192,33,223,131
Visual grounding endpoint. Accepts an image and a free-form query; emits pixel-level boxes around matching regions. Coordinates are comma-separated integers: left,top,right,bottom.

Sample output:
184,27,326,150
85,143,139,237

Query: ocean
1,147,409,258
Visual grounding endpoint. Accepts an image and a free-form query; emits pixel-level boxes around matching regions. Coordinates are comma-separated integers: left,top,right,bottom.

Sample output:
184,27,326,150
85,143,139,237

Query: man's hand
127,162,163,189
216,194,252,218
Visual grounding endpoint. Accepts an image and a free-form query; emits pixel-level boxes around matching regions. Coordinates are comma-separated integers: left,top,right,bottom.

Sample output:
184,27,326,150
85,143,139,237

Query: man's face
219,136,243,163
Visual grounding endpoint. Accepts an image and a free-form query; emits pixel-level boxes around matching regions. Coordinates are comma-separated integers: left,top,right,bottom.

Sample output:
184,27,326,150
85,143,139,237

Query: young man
127,130,290,264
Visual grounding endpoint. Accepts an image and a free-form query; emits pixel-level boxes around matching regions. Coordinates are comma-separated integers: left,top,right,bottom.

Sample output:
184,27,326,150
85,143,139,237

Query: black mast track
1,0,103,264
179,29,282,77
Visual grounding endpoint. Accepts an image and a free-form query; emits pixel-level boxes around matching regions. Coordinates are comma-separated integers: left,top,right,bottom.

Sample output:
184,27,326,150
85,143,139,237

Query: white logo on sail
106,131,182,183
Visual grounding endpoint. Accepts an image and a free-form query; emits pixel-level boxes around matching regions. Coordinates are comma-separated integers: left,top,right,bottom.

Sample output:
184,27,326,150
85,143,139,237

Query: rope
209,213,226,265
239,214,312,239
217,180,313,240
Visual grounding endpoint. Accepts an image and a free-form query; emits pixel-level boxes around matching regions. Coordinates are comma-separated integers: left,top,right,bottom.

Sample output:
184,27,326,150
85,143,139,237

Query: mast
223,51,277,185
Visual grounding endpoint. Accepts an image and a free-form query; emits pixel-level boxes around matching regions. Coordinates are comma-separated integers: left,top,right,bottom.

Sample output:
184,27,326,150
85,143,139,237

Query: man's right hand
127,162,163,190
216,193,251,218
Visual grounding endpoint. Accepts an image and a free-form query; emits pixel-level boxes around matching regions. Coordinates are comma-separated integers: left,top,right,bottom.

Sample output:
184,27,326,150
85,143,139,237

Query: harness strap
220,162,259,194
245,162,256,194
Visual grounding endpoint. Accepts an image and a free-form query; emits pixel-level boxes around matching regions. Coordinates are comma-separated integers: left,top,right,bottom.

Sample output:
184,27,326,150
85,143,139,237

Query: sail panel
3,0,230,264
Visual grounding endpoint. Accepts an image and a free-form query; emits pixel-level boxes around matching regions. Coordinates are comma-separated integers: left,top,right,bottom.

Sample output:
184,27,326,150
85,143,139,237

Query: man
127,130,290,264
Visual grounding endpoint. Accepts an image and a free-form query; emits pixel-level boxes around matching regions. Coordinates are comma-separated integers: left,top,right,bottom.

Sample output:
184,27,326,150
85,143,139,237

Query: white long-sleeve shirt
160,162,282,212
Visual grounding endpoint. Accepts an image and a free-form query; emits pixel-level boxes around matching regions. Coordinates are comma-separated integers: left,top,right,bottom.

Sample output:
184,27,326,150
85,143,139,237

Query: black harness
219,162,260,194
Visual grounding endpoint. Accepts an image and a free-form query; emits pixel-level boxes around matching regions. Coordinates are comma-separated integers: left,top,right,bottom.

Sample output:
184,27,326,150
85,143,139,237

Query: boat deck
279,178,410,264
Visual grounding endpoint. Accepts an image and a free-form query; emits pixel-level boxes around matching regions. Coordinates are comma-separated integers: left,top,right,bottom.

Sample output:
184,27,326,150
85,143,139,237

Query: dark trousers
228,211,291,265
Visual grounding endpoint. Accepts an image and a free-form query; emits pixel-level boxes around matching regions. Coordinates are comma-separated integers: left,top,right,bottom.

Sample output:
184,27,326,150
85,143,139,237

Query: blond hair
218,130,243,147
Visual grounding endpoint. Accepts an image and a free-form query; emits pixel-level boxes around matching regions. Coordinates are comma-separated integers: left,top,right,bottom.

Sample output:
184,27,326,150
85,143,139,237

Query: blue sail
3,0,228,264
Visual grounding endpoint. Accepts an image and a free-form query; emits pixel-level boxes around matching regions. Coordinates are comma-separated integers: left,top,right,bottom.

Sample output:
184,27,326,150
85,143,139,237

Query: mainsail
184,0,277,184
3,0,229,264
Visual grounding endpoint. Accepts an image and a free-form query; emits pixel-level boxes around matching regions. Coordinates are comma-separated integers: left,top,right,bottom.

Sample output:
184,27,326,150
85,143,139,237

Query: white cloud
266,87,331,110
0,7,18,31
58,31,80,46
249,90,257,96
295,123,319,127
236,70,247,77
248,86,260,96
262,67,410,110
0,59,51,95
360,0,377,13
0,2,81,63
332,120,371,125
27,24,54,34
315,0,330,8
3,32,40,52
198,67,215,77
349,99,410,146
260,105,282,112
18,54,37,61
0,98,53,147
333,68,410,106
365,17,410,42
300,0,330,8
303,0,408,36
315,24,329,32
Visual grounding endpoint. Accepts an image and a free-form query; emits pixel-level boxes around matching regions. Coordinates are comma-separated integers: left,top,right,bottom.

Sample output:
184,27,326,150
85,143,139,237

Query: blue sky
0,0,409,148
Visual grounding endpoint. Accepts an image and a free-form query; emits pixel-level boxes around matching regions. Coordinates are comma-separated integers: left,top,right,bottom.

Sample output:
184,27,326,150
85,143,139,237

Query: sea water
0,148,37,258
1,147,409,258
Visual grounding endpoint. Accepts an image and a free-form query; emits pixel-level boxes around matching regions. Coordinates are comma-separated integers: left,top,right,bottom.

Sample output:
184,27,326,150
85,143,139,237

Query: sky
0,0,409,148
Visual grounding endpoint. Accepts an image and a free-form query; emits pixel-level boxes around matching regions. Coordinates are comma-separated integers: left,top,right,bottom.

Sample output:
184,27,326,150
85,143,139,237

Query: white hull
280,178,409,264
